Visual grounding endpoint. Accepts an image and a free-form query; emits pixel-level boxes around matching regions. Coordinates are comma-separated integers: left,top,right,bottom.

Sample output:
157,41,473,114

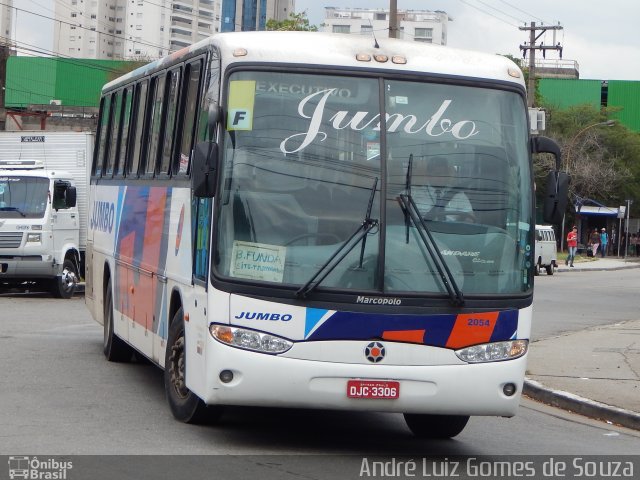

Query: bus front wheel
403,413,469,439
165,308,223,424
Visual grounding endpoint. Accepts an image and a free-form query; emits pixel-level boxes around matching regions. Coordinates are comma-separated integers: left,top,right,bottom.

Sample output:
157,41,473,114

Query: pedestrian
599,228,609,257
566,226,578,267
611,227,617,255
589,228,600,257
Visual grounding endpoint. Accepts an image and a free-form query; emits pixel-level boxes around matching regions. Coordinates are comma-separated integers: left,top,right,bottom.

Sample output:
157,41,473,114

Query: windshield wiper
0,206,27,217
296,178,379,299
398,193,465,306
404,153,413,244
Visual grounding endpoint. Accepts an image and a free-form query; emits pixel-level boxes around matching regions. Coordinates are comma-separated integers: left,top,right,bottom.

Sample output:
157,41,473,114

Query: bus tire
51,258,78,299
103,278,131,362
403,413,469,439
165,308,223,424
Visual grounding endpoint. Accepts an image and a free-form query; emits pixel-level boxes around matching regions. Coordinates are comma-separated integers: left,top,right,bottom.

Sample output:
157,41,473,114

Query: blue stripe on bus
306,310,519,347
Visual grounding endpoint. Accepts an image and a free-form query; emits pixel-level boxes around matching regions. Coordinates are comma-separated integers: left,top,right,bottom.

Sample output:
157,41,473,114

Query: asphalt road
0,278,639,477
532,267,640,339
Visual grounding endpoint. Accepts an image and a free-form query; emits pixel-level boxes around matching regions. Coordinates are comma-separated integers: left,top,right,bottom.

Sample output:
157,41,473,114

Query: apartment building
321,7,450,45
54,0,220,60
220,0,294,32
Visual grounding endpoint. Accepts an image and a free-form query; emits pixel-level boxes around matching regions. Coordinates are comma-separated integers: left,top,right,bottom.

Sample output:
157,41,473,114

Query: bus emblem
365,341,386,363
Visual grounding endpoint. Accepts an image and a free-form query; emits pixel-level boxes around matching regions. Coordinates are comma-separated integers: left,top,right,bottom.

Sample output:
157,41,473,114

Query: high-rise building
220,0,294,32
0,0,12,45
321,7,450,45
53,0,221,60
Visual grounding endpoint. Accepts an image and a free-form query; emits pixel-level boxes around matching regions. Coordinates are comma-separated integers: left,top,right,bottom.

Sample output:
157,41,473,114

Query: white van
534,225,558,275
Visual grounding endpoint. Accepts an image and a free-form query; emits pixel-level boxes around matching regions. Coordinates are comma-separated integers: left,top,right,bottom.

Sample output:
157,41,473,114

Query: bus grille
0,232,23,248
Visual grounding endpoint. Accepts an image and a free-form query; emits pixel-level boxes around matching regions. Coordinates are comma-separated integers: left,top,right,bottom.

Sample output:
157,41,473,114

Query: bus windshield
0,176,49,219
214,70,533,296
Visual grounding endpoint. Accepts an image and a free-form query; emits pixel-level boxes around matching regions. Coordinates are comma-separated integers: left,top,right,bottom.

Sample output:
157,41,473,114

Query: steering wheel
284,232,342,246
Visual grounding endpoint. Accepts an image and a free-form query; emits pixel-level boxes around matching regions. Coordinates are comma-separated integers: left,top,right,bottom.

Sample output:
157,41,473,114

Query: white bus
86,32,567,438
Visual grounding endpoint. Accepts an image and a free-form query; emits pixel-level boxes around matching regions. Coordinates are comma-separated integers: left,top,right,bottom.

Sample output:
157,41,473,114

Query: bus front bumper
0,256,57,279
199,340,528,417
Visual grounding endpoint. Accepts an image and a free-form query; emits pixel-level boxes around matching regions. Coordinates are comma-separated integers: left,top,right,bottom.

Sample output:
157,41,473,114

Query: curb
523,378,640,431
556,263,640,273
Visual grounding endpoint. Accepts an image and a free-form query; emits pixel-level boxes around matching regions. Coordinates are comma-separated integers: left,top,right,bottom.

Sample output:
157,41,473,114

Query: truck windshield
213,71,533,297
0,176,49,219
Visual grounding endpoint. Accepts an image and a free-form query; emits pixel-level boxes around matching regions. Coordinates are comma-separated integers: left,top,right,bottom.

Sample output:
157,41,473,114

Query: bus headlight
209,324,293,354
455,340,528,363
26,233,42,243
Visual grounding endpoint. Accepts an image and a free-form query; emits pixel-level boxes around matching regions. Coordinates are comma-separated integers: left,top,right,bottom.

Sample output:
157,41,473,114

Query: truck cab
0,160,81,297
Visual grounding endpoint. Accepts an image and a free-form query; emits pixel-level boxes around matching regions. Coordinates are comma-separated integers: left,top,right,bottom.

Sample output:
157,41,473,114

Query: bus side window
94,95,112,177
158,68,181,176
172,59,203,176
104,90,122,177
116,87,133,177
193,197,211,281
128,80,149,178
144,74,166,177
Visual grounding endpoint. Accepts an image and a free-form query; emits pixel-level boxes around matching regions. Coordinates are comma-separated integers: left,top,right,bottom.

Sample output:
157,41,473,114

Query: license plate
347,379,400,399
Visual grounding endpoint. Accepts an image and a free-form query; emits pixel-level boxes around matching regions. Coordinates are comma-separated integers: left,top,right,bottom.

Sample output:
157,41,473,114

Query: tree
534,103,640,221
265,11,318,32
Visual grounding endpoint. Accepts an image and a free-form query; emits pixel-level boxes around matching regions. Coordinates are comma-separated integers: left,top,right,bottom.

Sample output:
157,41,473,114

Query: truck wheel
403,413,469,439
51,258,78,299
165,308,223,424
103,278,131,362
546,263,554,275
534,260,540,276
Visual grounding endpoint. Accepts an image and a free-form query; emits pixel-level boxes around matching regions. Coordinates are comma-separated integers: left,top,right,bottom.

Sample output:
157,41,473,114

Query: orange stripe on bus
382,329,426,344
445,312,499,349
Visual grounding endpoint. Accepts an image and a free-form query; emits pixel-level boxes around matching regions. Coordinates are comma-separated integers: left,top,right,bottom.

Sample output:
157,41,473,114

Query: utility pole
519,22,563,107
389,0,398,38
624,199,633,259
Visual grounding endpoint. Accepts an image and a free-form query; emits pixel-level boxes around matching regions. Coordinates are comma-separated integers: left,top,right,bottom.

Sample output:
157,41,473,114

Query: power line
474,0,524,24
0,35,135,74
496,0,548,25
0,1,168,53
456,0,519,27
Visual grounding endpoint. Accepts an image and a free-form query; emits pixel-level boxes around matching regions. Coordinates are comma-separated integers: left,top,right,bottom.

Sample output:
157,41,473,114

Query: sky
10,0,640,81
296,0,640,81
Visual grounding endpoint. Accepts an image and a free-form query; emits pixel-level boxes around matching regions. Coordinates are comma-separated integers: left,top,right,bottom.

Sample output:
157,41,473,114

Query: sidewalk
556,255,640,273
525,256,640,430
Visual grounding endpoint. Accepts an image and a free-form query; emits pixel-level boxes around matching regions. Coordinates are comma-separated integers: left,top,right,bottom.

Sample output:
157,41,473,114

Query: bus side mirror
66,186,77,208
543,170,569,224
192,141,218,198
531,136,561,170
531,136,568,224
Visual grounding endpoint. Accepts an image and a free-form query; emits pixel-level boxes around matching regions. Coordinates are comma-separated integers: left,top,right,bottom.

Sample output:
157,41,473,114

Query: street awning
577,206,619,217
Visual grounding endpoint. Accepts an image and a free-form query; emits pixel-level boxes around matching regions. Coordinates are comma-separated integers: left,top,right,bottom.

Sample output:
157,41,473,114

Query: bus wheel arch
164,306,223,424
103,270,131,361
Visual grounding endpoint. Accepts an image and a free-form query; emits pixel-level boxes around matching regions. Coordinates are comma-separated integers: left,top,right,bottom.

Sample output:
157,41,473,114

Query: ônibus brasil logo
8,456,72,479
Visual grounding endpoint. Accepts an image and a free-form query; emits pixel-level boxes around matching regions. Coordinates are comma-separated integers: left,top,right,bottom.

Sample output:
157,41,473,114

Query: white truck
534,224,558,276
0,131,92,298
